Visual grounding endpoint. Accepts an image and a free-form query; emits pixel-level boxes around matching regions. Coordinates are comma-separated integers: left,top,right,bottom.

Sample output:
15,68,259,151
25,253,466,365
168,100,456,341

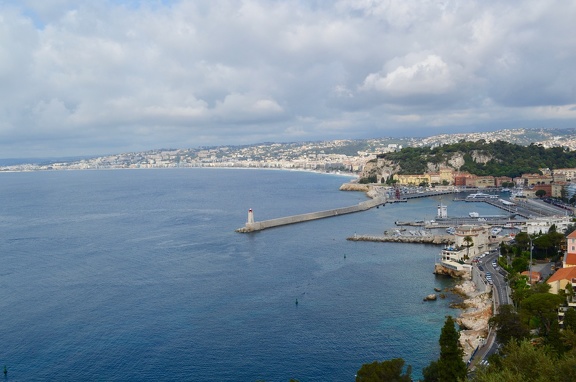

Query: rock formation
453,281,492,361
339,183,370,192
434,263,469,278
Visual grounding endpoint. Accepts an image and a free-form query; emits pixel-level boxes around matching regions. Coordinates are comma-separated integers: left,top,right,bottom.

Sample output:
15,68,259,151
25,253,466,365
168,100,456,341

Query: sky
1,0,575,158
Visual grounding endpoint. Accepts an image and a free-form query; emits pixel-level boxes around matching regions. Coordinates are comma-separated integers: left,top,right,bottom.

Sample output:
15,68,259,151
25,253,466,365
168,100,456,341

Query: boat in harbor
469,212,479,218
466,193,498,200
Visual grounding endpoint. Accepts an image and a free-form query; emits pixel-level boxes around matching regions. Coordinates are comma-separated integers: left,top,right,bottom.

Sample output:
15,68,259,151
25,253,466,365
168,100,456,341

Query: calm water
0,169,501,381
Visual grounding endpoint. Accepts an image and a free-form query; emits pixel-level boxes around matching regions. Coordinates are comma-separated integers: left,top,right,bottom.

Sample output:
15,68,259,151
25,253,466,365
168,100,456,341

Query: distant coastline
0,164,360,179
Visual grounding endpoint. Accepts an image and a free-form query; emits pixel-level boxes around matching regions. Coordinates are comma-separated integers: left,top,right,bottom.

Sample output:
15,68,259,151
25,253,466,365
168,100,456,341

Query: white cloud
361,54,454,97
0,0,575,157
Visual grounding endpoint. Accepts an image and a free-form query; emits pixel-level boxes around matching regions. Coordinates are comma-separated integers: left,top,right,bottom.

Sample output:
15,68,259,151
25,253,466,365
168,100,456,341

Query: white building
522,216,573,235
440,225,491,263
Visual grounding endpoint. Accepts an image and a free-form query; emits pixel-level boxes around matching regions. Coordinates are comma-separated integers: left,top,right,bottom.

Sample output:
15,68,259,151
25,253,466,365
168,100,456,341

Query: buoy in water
295,298,298,305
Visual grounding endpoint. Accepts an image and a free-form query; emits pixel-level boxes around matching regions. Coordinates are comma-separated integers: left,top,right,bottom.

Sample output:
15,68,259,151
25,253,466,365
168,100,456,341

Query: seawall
347,234,452,244
236,197,385,232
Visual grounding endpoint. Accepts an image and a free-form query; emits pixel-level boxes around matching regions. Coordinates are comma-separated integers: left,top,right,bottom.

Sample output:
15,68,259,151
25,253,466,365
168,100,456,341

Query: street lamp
529,236,533,284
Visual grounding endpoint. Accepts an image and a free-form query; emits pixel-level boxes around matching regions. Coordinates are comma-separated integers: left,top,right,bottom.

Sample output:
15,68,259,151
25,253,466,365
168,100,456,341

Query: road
468,249,510,369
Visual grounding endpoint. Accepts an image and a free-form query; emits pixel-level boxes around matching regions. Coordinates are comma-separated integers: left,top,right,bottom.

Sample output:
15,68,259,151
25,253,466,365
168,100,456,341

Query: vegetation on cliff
375,140,576,178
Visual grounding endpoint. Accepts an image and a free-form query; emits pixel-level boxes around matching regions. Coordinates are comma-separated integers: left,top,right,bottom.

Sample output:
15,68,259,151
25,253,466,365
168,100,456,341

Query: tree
564,308,576,331
470,340,558,382
520,293,564,336
463,236,474,260
511,257,529,274
535,189,546,198
355,358,412,382
514,232,531,252
489,305,529,345
423,316,467,382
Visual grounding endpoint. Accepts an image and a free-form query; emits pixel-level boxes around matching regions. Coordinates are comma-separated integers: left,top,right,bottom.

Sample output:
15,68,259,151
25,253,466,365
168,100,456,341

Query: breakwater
347,234,453,244
236,197,385,232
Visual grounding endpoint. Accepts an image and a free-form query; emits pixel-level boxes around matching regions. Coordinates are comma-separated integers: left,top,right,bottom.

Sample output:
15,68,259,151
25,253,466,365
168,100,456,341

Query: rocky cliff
453,281,492,361
434,263,469,278
360,157,399,183
359,149,498,180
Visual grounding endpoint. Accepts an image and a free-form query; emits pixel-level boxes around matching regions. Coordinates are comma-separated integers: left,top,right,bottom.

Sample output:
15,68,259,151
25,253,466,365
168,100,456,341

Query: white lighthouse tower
437,202,447,219
247,209,255,225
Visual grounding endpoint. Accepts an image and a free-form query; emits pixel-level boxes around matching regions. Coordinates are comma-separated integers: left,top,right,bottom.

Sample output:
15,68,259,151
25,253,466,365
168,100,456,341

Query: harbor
237,185,572,233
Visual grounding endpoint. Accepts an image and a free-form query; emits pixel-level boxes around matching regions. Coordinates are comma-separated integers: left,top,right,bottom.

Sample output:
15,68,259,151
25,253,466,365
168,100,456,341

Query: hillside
361,140,576,182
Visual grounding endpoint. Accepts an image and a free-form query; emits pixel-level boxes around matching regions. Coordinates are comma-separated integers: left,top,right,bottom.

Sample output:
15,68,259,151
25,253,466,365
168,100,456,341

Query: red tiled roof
547,267,576,284
521,271,541,282
566,253,576,265
567,230,576,239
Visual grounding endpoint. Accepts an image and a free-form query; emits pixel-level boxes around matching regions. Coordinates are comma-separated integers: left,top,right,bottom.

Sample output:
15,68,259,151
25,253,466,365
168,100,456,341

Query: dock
236,197,386,233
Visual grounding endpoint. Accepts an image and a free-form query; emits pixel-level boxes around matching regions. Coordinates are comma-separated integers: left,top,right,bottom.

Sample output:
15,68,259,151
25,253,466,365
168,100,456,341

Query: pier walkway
236,197,386,233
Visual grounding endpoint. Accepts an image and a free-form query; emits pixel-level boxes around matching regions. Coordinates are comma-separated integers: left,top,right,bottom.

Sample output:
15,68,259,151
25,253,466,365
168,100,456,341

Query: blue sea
0,169,503,381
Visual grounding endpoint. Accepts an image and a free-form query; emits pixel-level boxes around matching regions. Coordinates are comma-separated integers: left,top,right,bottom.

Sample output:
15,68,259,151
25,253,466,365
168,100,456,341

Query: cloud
0,0,575,157
361,54,455,98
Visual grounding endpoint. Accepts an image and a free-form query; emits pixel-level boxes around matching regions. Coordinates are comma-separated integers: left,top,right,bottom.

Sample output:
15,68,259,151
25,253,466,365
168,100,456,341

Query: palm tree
463,235,474,260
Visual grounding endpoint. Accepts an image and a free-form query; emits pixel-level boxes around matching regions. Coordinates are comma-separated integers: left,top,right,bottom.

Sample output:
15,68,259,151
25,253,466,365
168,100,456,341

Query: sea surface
0,169,503,381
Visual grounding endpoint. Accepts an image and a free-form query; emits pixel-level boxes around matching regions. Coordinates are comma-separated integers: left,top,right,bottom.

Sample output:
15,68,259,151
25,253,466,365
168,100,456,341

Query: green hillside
378,140,576,178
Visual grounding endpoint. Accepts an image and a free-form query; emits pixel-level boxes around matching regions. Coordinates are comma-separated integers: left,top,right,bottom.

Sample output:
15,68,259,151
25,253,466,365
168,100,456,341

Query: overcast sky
1,0,575,158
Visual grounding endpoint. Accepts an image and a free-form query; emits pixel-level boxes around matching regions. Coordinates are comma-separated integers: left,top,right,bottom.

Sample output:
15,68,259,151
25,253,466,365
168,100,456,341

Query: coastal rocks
424,294,437,301
339,183,370,192
434,264,469,279
348,234,452,245
453,281,492,360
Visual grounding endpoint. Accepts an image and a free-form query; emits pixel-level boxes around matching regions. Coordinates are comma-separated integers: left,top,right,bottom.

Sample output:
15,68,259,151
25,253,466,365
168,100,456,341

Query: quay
236,197,386,233
395,216,520,229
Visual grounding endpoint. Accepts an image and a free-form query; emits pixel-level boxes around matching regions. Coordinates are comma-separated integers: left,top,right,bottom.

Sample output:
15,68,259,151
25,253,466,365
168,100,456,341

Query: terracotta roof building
565,231,576,268
547,267,576,294
521,270,542,284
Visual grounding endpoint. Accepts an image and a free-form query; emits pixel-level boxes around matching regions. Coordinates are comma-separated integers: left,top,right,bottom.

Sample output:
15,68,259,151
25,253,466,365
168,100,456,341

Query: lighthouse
437,202,447,219
247,209,255,225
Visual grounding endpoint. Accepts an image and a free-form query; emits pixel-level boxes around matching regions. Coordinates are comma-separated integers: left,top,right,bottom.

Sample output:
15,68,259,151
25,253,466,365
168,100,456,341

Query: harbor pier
236,197,385,233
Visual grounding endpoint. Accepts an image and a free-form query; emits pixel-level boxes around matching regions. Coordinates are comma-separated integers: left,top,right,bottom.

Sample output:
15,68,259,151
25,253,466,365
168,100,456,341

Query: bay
0,169,499,381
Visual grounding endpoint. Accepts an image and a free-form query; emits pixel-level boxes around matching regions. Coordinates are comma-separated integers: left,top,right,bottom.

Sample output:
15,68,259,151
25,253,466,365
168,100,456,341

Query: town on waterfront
5,127,576,380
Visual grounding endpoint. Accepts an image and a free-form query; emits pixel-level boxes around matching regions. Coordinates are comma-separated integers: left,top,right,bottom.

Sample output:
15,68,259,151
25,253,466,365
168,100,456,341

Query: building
473,176,496,188
393,173,431,186
521,270,542,284
554,168,576,181
495,176,513,187
454,172,473,187
439,225,491,263
551,182,567,199
547,267,576,294
565,230,576,268
522,216,573,235
520,173,554,187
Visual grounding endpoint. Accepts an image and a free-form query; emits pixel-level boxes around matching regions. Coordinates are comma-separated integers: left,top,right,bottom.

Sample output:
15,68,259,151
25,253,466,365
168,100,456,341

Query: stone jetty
236,197,385,233
347,234,452,244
